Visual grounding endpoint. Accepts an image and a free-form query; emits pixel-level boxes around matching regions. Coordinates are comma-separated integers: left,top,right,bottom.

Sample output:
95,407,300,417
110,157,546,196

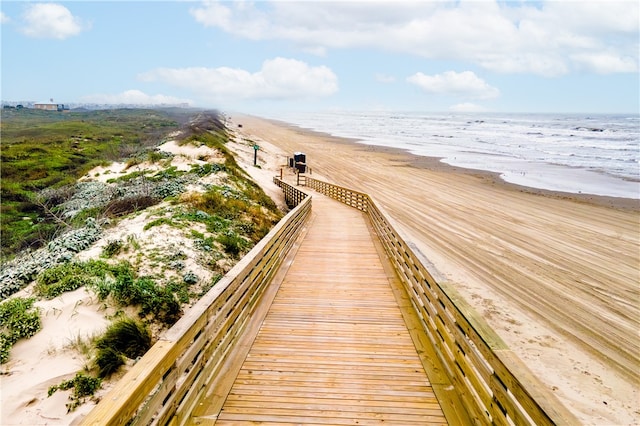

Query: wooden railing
305,177,369,211
303,176,578,426
81,180,310,426
273,175,307,208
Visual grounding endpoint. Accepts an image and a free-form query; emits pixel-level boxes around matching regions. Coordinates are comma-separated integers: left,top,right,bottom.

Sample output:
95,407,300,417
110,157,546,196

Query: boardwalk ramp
193,194,449,424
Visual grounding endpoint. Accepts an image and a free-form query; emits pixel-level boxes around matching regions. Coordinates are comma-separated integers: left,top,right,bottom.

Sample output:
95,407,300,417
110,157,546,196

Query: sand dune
231,114,640,425
0,132,283,425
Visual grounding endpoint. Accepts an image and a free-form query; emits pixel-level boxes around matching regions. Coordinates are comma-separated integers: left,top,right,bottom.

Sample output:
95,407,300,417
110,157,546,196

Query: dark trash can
294,152,306,163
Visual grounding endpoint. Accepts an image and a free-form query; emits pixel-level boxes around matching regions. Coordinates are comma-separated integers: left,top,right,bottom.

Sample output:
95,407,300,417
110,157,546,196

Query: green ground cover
0,108,189,258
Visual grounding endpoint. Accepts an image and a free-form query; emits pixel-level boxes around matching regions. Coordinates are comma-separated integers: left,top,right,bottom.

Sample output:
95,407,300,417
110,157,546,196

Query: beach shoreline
232,113,640,425
268,111,640,200
264,117,640,211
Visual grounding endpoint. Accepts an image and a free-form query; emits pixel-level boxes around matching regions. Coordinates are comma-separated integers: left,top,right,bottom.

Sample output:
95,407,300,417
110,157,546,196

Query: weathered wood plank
196,194,449,425
216,409,447,424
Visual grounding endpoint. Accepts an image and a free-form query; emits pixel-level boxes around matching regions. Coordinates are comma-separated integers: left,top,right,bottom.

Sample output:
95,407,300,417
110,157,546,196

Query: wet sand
231,114,640,425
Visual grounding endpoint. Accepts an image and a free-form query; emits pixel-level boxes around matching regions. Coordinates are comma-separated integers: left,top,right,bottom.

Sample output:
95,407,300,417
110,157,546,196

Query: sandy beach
231,114,640,425
1,112,637,425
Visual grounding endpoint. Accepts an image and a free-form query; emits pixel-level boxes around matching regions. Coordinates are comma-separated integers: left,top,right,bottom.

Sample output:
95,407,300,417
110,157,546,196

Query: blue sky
1,1,638,114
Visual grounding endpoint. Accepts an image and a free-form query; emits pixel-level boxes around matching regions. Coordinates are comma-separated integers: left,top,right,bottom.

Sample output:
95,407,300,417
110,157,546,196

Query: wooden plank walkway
197,194,448,425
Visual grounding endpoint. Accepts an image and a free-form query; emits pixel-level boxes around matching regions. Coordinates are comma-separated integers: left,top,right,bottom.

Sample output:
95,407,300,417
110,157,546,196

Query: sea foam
276,111,640,199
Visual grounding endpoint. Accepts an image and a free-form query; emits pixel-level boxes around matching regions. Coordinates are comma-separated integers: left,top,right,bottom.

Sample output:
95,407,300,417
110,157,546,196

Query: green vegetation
47,318,150,409
101,239,123,258
94,346,124,379
35,260,109,299
218,230,248,258
34,260,184,325
36,262,93,298
0,108,187,259
0,108,288,413
143,217,176,231
0,297,41,363
95,317,151,378
180,185,281,249
85,261,182,325
48,372,102,412
191,162,224,176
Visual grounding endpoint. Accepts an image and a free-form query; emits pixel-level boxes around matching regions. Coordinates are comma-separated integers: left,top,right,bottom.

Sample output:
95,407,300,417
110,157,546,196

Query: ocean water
274,111,640,199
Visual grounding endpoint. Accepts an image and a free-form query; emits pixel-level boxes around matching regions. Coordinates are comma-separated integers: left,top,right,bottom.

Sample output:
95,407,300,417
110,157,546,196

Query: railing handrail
304,175,578,426
82,179,311,426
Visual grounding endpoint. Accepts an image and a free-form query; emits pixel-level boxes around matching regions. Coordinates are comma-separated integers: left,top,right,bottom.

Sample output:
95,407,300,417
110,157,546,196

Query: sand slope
231,114,640,425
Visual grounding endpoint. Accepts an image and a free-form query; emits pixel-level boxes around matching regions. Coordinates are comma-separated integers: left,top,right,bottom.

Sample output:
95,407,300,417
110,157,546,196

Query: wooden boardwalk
194,194,447,425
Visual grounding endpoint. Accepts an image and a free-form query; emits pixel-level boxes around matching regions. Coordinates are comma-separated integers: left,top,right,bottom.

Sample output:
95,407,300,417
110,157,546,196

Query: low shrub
48,372,102,412
104,195,158,218
94,318,151,378
95,346,125,378
217,231,247,258
0,334,12,364
167,280,190,304
101,239,123,258
134,278,181,325
35,262,97,298
191,163,224,177
0,297,41,364
147,150,168,163
153,179,186,199
182,271,198,285
92,265,181,326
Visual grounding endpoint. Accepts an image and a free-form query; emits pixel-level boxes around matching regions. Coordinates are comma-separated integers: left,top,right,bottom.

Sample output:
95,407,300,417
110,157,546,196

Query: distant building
2,104,24,110
34,101,66,111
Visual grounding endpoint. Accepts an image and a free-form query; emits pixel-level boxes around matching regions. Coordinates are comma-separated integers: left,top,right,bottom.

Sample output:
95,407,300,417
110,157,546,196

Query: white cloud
189,0,639,76
139,57,338,101
540,1,639,34
407,71,500,100
375,73,396,83
1,12,9,24
20,3,87,39
449,103,487,113
571,53,638,74
80,90,191,106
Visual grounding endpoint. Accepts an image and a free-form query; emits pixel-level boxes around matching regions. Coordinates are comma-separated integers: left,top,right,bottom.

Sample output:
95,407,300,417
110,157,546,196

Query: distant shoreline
264,111,640,201
263,116,640,212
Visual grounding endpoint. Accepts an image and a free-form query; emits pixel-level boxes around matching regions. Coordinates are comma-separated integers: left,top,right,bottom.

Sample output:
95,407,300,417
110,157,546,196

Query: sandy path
230,115,640,425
